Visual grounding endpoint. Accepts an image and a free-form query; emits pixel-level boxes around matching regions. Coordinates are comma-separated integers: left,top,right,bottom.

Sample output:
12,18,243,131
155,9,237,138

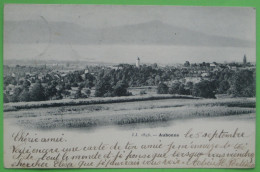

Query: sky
4,4,256,64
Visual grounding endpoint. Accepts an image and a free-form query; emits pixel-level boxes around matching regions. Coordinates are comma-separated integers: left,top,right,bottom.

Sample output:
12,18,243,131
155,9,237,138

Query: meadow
4,97,256,130
3,94,196,111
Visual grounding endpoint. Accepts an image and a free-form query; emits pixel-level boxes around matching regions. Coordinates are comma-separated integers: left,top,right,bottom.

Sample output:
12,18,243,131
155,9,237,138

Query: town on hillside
3,55,256,103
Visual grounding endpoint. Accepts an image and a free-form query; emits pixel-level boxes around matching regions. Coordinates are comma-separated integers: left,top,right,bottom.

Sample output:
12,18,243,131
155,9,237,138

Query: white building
136,57,140,68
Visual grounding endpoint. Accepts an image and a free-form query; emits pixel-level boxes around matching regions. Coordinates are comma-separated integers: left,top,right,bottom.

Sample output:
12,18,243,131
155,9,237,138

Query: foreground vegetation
5,98,255,130
4,94,197,112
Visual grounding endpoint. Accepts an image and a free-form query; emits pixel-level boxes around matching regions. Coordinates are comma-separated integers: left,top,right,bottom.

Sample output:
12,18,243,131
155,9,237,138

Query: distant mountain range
4,59,117,66
4,20,254,47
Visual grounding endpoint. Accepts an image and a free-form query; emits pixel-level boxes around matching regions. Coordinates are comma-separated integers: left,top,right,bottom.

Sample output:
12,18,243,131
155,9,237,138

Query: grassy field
4,97,256,130
3,94,197,111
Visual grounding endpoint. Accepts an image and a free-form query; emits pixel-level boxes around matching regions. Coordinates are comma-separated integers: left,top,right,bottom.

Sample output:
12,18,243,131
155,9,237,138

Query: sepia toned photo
3,4,256,168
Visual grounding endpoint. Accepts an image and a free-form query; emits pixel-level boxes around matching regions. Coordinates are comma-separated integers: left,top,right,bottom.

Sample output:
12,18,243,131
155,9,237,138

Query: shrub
157,83,168,94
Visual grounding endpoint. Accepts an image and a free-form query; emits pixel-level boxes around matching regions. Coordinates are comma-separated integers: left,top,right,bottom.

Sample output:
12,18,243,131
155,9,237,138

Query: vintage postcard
3,4,256,168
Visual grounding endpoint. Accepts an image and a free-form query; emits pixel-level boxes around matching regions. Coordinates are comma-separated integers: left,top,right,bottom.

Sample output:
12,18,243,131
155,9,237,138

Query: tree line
157,69,255,98
3,64,256,103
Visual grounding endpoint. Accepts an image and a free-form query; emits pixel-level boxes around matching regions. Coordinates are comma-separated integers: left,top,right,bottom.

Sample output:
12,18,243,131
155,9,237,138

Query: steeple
243,54,247,66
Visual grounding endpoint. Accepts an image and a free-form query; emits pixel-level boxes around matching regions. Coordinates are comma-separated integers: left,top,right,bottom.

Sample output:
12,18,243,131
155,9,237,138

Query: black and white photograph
3,4,256,168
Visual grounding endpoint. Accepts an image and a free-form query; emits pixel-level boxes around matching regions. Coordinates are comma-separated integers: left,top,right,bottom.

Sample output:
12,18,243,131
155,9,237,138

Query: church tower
136,57,140,68
243,54,247,66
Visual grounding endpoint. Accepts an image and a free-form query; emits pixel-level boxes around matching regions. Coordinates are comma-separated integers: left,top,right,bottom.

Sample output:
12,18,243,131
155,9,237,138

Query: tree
45,84,57,100
95,76,112,97
146,77,155,86
9,86,22,102
113,81,129,96
74,87,82,99
79,82,85,89
192,80,216,98
186,82,194,95
85,73,95,88
63,90,71,98
11,80,17,85
157,83,168,94
178,84,188,95
4,76,13,86
217,80,230,94
154,75,161,85
65,83,72,90
72,82,78,87
184,61,190,67
74,72,83,82
168,82,189,95
84,89,91,97
19,89,31,102
54,90,63,100
228,69,255,97
3,93,9,103
22,80,31,90
30,81,46,101
169,82,181,94
31,78,36,83
84,80,94,89
18,80,24,85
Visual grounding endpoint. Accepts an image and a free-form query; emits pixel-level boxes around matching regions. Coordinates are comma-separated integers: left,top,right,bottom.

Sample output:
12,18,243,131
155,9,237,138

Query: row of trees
4,80,93,103
3,64,256,103
4,81,47,103
157,69,255,98
157,80,216,98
